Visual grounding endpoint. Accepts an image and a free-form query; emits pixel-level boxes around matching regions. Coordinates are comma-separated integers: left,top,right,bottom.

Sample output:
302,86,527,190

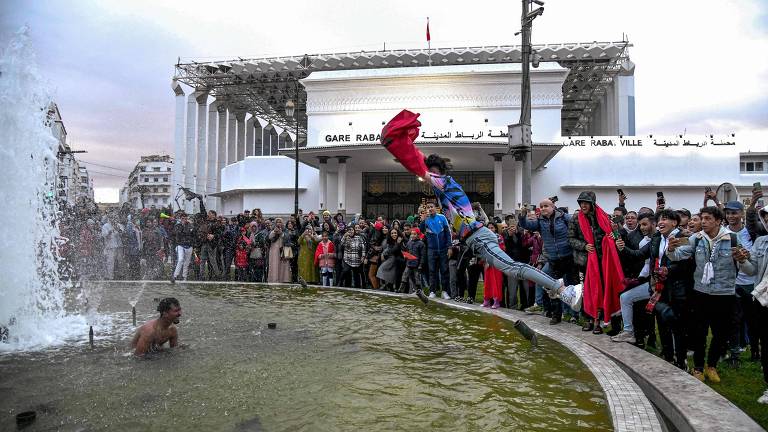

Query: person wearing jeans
419,201,451,299
667,206,753,383
171,212,196,282
381,110,572,305
518,198,578,324
742,209,768,403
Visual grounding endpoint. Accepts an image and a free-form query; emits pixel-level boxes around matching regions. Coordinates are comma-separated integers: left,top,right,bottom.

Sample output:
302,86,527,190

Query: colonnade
171,81,292,212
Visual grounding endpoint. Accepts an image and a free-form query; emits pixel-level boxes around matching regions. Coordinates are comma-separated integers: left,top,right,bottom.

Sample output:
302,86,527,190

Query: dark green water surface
0,283,611,431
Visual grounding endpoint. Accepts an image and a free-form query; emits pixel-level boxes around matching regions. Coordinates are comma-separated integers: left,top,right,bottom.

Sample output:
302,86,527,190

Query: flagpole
427,17,432,66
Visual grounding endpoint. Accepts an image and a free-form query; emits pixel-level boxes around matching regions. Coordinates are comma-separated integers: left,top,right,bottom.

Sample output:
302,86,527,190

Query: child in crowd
315,231,336,286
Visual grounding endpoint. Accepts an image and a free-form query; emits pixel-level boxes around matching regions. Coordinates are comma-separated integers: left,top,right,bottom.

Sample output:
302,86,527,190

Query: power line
80,160,132,173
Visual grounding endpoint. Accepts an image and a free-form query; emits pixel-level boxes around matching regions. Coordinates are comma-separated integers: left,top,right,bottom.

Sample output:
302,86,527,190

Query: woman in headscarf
376,227,405,291
267,218,292,283
298,225,320,284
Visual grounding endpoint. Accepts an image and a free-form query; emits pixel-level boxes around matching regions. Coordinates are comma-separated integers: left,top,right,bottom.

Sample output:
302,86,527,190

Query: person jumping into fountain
380,109,577,301
131,297,182,356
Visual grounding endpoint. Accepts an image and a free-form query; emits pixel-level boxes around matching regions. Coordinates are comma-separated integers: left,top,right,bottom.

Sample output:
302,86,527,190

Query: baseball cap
724,201,744,211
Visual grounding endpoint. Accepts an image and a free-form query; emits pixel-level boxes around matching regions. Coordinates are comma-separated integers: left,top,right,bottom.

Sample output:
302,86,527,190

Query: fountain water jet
0,27,111,352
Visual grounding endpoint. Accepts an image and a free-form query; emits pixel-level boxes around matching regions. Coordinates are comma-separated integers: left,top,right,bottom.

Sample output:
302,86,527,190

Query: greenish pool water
0,283,611,431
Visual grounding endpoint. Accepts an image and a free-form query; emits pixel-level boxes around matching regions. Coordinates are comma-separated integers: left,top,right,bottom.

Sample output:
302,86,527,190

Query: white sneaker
610,331,636,344
428,292,436,299
758,389,768,405
441,291,451,300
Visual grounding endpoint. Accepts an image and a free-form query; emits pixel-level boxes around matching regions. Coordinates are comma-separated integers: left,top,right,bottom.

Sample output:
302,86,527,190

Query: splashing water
0,27,110,352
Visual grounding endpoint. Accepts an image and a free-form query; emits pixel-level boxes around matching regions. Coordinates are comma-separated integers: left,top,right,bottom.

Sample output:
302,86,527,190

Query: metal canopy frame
173,41,631,138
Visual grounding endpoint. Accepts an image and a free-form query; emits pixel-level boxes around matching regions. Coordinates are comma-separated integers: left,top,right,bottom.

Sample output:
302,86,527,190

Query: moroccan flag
426,18,431,42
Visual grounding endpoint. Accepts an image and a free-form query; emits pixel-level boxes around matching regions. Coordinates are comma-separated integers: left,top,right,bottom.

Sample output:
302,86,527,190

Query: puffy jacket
648,231,695,300
518,210,572,260
404,238,426,268
419,214,451,251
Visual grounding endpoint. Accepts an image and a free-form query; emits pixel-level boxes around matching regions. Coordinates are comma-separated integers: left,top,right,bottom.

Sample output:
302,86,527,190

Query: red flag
426,18,431,42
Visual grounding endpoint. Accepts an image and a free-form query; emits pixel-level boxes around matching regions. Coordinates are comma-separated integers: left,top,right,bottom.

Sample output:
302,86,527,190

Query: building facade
120,155,174,209
172,42,767,218
46,103,94,206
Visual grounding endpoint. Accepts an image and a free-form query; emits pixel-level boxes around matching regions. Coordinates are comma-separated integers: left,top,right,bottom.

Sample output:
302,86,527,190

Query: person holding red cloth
380,109,576,301
568,191,625,333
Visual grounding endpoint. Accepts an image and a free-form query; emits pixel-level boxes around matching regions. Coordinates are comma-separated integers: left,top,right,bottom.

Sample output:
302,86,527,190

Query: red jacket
314,240,336,268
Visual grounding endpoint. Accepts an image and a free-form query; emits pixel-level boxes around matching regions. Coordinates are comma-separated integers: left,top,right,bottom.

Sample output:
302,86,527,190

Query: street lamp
285,99,298,218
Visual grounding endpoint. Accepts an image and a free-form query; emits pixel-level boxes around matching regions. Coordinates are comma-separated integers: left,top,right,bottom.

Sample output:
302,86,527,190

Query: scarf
577,205,625,322
696,226,731,284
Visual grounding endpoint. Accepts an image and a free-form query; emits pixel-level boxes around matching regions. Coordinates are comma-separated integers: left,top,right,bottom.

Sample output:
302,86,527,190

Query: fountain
0,27,110,352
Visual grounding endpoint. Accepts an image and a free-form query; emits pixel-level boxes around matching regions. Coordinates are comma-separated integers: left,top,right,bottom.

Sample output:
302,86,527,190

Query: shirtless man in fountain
131,297,181,356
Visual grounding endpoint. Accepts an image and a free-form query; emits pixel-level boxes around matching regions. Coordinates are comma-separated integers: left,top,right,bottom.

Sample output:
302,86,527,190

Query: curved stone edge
108,281,764,431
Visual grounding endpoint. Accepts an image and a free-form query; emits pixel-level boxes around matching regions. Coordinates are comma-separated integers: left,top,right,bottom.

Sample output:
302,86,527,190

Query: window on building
167,167,171,171
153,198,158,204
153,167,160,172
153,187,158,192
153,177,158,182
740,154,768,173
162,187,168,192
81,176,88,183
140,167,146,172
163,177,168,182
144,177,149,182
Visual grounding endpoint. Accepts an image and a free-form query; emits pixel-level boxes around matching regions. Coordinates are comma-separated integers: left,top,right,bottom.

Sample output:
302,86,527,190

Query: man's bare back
132,297,181,356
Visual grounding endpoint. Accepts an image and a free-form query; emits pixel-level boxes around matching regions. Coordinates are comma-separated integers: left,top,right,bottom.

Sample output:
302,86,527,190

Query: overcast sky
2,0,767,202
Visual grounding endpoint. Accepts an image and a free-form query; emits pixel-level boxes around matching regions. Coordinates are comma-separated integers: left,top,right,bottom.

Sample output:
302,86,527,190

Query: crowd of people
57,183,768,403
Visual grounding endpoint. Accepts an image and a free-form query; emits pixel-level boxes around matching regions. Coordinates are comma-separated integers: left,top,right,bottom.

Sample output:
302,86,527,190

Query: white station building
172,42,767,218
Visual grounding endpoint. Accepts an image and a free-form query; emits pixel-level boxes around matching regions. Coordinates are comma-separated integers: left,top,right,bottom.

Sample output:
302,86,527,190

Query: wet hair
157,297,180,315
657,209,681,225
424,154,448,174
700,206,724,221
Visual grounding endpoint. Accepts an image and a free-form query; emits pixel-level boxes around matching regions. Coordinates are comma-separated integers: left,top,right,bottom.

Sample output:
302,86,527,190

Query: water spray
88,326,94,349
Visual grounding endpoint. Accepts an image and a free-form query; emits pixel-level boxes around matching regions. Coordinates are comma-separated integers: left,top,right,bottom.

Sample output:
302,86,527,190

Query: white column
216,105,227,199
195,92,208,207
226,108,237,165
236,111,246,161
317,156,328,211
171,80,185,211
514,159,523,210
184,92,198,213
337,156,348,214
492,154,504,215
206,100,221,211
245,115,256,157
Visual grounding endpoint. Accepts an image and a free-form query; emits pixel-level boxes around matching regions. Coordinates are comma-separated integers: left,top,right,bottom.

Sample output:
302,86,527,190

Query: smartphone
616,188,624,196
549,195,558,203
755,182,762,191
656,191,665,204
730,233,738,248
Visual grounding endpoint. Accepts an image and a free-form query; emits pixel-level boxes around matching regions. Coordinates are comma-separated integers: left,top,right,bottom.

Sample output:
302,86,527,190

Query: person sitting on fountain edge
380,109,577,300
131,297,182,356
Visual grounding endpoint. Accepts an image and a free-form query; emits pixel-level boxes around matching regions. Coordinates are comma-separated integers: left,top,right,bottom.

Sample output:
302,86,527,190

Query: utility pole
509,0,543,209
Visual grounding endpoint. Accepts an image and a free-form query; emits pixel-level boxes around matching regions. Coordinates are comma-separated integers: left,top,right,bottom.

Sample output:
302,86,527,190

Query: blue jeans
619,283,650,332
427,249,449,293
466,227,560,292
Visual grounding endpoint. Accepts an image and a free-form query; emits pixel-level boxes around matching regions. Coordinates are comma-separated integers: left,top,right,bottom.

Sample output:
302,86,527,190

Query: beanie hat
374,221,383,231
322,210,331,217
406,215,415,224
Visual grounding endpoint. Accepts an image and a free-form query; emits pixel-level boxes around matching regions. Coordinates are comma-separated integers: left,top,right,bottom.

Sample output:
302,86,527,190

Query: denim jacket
744,235,767,282
667,231,753,296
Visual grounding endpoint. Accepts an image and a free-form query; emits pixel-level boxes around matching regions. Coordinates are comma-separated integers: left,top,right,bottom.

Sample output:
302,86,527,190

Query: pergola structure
173,40,632,140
